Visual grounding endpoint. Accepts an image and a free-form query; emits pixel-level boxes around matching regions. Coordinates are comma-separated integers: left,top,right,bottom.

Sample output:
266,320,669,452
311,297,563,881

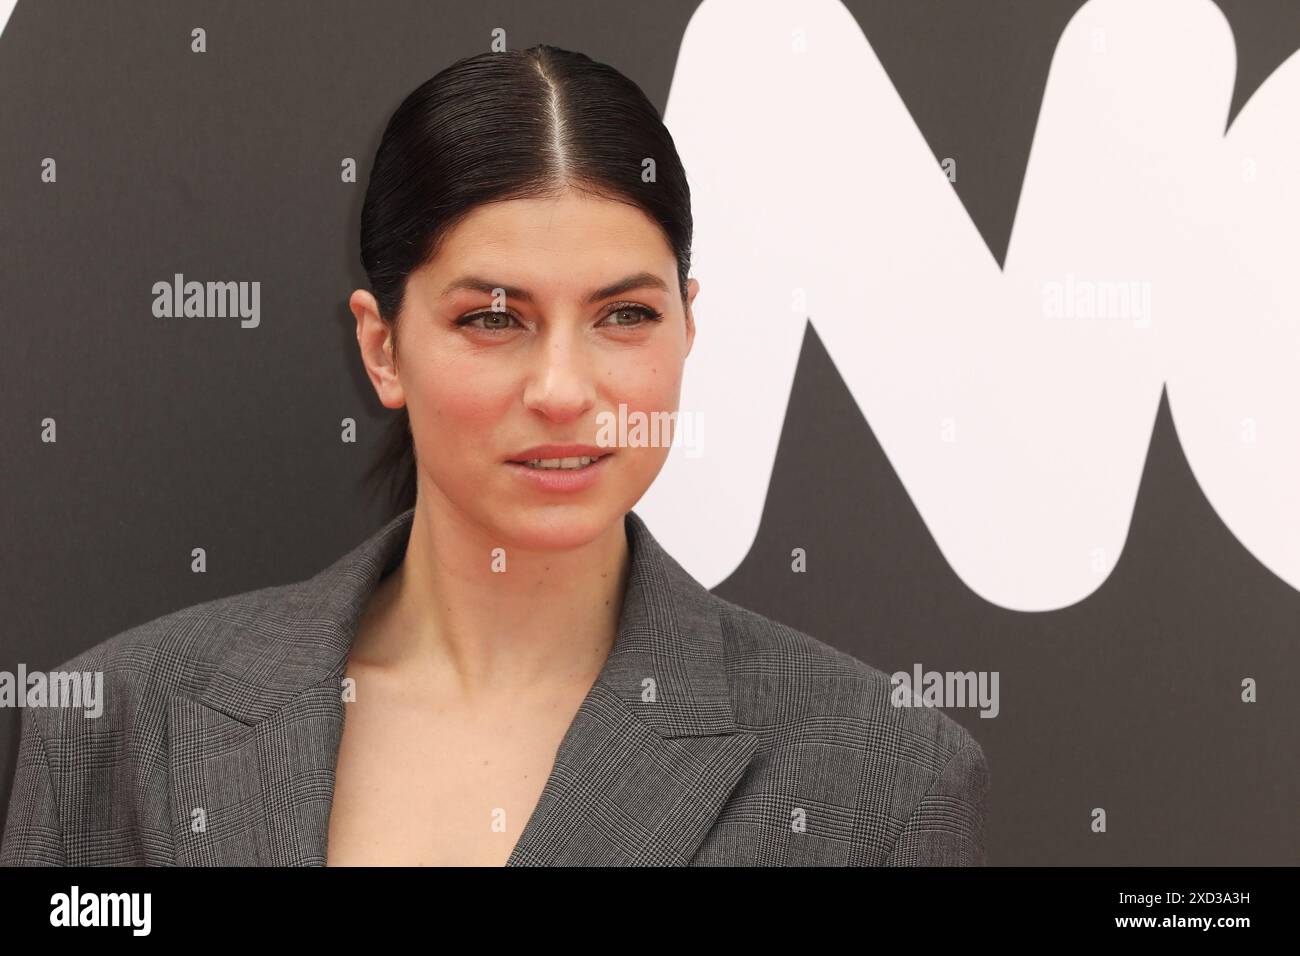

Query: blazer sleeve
0,709,66,866
883,736,990,866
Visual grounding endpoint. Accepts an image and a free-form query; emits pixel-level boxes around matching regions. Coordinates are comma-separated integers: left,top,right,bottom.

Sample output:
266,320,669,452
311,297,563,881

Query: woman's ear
351,289,405,409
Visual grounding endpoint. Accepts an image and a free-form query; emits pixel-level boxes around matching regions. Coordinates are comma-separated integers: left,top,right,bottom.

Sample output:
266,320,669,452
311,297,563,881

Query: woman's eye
458,310,519,332
602,305,663,328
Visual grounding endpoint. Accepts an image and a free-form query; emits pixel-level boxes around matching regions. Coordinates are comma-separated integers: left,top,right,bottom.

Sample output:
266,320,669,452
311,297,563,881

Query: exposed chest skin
325,648,592,867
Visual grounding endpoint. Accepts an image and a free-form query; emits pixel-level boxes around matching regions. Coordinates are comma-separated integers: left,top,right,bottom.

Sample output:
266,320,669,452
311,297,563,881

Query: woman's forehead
412,197,677,299
440,192,667,250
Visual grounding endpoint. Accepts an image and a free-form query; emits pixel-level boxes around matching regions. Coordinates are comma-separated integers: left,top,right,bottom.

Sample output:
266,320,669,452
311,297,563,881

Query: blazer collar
169,508,757,865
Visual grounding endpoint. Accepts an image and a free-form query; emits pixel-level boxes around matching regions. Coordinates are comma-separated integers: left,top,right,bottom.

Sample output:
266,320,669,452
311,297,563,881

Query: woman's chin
490,503,621,553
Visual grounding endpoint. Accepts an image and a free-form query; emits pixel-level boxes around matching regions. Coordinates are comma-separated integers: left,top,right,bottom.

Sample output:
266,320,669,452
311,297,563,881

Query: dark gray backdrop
1,0,1296,865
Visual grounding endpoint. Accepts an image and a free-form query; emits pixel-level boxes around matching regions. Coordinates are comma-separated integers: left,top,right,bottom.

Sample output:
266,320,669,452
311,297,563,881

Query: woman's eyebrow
439,271,669,305
585,272,670,303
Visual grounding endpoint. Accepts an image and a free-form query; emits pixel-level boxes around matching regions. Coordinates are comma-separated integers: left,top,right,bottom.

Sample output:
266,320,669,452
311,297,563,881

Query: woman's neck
351,494,631,701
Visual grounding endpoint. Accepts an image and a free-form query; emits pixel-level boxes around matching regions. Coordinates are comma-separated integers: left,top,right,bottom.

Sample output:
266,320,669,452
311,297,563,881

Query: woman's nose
521,333,597,422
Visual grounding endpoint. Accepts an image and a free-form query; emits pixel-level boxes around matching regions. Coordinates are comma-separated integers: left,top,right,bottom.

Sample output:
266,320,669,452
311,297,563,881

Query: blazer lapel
506,516,760,864
168,681,345,865
168,508,412,866
168,507,757,866
504,683,756,866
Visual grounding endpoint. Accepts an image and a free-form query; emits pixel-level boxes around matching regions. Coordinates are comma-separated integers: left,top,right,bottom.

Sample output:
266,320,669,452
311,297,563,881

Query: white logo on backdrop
643,0,1300,610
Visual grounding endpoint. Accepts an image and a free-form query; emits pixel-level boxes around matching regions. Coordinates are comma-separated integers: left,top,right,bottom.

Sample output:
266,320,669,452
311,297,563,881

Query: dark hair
357,44,694,518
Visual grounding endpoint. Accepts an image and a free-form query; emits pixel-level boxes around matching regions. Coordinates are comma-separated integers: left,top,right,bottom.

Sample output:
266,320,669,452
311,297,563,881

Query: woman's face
352,189,698,551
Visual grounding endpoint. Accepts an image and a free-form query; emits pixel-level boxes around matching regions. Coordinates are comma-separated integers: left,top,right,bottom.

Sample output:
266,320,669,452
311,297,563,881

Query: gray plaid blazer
1,507,989,866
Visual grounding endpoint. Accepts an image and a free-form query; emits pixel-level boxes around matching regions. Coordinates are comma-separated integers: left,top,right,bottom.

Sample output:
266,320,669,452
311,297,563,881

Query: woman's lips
505,452,613,492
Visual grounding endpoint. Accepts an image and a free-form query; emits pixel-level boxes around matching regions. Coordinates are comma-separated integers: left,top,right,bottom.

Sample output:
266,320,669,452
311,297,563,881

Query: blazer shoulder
27,580,303,739
711,593,982,778
710,595,990,863
58,579,301,673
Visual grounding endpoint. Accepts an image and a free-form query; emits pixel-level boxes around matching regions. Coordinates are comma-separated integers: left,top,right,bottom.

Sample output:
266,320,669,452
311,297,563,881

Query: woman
0,44,988,867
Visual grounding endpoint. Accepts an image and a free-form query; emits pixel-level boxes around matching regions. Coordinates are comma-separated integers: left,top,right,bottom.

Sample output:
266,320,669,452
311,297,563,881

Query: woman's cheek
617,356,683,414
421,356,511,423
